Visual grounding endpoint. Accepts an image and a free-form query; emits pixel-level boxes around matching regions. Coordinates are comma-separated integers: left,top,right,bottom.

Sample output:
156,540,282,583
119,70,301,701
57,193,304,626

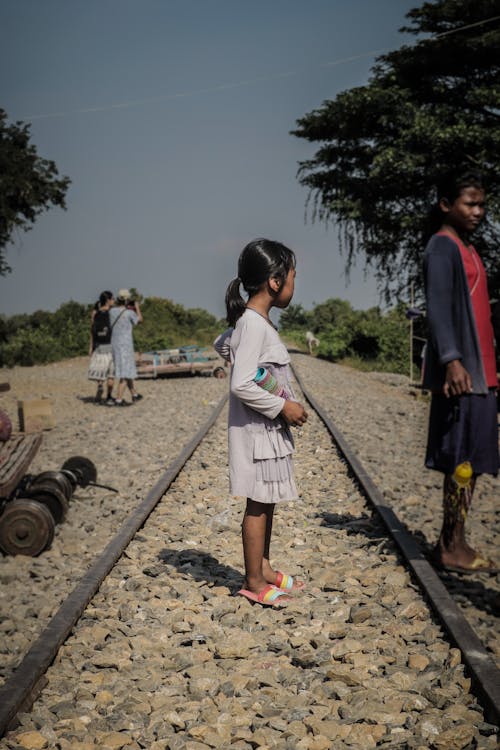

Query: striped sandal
237,584,290,608
275,571,305,591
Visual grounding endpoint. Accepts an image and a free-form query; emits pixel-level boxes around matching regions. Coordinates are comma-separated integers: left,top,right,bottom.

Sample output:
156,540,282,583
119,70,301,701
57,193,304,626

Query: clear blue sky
0,0,418,318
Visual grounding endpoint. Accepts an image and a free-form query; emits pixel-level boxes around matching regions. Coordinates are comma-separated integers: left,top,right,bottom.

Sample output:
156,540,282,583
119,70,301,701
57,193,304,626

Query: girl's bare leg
106,377,114,400
127,378,136,397
260,504,304,588
116,379,126,401
242,499,275,594
262,504,277,583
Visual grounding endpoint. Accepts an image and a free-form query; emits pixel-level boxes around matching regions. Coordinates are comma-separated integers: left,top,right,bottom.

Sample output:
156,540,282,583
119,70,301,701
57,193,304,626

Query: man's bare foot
431,545,498,573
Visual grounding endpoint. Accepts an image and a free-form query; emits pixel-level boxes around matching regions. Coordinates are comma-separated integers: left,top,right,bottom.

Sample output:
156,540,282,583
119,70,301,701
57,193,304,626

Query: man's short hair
436,170,485,204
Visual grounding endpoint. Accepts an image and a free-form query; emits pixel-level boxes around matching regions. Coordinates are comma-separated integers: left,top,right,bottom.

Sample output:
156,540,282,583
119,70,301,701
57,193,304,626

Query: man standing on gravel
423,170,499,574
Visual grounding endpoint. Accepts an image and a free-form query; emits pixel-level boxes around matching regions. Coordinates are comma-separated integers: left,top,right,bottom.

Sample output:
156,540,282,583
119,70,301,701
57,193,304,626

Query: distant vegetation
0,294,419,377
0,296,224,368
280,298,421,377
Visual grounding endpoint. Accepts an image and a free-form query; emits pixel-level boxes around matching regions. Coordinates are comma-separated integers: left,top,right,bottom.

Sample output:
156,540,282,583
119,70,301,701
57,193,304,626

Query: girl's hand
281,400,308,427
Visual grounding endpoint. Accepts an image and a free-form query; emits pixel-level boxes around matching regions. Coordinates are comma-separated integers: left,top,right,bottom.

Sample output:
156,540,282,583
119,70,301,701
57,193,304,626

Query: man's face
440,186,486,235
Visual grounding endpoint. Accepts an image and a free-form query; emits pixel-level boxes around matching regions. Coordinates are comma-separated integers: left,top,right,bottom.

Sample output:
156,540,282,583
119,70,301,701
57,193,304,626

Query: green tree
0,109,70,274
279,304,311,330
0,295,224,367
280,297,411,373
292,0,500,301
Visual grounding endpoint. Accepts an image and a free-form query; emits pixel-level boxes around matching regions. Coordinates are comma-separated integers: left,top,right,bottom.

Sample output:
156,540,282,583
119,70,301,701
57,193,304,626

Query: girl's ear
439,197,451,213
268,276,281,294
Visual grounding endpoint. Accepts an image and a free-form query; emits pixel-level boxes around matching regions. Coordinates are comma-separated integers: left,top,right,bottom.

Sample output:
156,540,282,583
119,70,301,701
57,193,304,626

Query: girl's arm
127,305,142,325
231,316,285,420
134,302,143,324
214,328,233,362
89,310,96,355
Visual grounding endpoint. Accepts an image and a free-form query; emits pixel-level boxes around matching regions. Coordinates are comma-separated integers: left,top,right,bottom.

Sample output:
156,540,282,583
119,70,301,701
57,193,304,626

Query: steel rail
0,392,228,737
291,362,499,725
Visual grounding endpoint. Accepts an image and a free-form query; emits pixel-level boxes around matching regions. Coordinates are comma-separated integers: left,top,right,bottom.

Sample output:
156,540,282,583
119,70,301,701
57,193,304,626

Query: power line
425,13,500,39
22,14,500,122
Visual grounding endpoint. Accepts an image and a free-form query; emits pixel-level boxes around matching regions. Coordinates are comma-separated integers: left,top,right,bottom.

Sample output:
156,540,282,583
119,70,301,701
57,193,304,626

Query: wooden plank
0,434,42,497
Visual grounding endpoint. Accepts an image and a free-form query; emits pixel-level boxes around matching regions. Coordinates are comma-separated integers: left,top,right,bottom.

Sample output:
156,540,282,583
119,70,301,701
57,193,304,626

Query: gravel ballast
0,355,498,749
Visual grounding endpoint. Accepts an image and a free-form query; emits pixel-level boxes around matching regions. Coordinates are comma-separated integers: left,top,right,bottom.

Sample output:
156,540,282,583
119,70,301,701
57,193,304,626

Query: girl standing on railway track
215,238,308,607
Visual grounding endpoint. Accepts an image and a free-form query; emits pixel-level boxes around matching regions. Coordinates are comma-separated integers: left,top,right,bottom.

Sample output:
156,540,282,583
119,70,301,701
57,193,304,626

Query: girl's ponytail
225,278,246,327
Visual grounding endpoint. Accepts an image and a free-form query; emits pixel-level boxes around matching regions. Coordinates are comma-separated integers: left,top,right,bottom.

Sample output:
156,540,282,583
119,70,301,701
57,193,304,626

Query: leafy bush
0,295,224,367
0,325,66,366
281,297,411,375
0,292,413,376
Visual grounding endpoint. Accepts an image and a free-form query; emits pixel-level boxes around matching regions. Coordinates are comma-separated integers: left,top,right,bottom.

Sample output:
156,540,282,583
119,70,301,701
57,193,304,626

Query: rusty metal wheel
61,456,97,488
0,499,55,556
29,471,73,500
25,481,69,524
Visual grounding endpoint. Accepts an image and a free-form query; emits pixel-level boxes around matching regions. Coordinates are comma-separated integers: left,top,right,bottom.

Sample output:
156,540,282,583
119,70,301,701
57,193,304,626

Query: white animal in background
305,331,319,355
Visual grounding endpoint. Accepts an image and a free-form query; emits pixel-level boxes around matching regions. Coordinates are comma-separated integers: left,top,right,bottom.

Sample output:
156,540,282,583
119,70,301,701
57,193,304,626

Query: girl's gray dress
109,306,139,379
215,309,298,504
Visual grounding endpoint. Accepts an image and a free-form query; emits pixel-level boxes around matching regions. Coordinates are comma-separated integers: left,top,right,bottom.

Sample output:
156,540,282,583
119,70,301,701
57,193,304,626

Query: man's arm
424,237,472,395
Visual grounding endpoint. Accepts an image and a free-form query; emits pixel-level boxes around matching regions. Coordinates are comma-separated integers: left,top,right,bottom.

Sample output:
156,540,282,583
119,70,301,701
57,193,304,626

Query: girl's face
440,186,486,235
274,267,296,309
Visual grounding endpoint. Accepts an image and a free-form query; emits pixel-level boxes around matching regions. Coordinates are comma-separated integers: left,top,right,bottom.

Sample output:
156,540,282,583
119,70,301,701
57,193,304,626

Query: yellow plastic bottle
452,461,473,488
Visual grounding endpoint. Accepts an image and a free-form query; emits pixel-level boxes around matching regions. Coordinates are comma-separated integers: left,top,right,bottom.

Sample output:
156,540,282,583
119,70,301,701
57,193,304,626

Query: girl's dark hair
225,238,295,326
426,170,485,237
96,290,114,309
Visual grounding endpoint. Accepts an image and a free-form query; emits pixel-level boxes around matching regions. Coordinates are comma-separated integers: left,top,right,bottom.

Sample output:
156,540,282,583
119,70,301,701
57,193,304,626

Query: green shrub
0,325,66,366
0,295,224,367
0,293,413,375
281,297,411,375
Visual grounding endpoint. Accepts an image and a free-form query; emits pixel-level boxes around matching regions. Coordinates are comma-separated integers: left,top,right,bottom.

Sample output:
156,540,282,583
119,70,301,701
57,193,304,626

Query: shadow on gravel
158,547,243,591
76,395,102,404
320,513,499,617
434,572,500,618
319,510,388,541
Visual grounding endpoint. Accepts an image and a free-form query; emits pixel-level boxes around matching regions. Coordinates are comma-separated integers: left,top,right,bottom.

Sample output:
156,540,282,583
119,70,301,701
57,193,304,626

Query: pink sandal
237,584,290,608
275,571,304,591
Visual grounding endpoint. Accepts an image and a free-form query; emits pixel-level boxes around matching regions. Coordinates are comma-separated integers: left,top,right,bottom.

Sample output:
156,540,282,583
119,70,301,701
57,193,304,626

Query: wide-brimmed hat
118,288,131,300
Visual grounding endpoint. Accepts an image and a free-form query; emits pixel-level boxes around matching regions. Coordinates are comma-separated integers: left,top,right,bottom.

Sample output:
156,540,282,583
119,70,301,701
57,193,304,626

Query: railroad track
0,367,498,745
0,393,228,737
291,364,500,727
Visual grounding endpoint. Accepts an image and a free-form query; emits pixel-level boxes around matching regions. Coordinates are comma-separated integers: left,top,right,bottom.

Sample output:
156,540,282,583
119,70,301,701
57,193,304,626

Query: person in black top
88,291,115,403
